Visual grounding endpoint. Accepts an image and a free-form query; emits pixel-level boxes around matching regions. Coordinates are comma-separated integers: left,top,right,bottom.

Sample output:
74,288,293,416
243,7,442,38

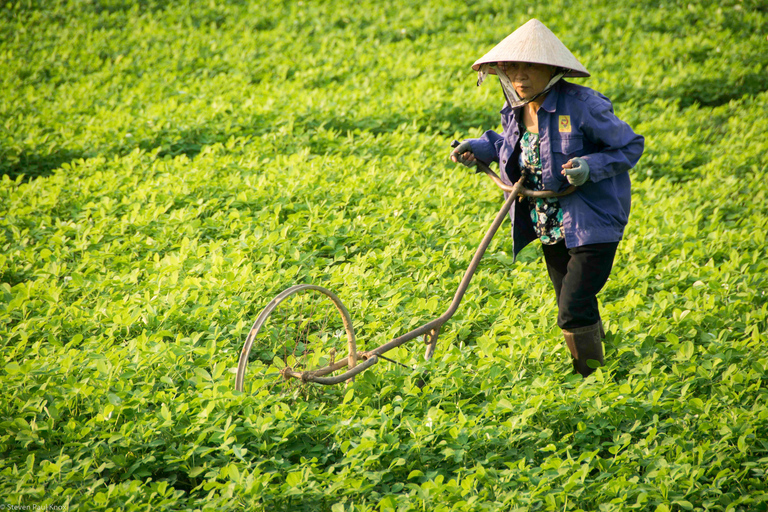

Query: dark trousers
541,241,619,330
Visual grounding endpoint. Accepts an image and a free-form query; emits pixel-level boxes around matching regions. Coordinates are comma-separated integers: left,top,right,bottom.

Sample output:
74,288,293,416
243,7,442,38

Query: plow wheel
235,284,357,394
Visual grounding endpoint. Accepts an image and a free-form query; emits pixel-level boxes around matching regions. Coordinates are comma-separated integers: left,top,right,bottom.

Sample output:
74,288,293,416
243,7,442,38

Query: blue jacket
468,80,644,259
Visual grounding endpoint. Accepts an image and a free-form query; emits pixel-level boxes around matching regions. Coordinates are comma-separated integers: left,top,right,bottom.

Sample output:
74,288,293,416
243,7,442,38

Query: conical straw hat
472,19,589,78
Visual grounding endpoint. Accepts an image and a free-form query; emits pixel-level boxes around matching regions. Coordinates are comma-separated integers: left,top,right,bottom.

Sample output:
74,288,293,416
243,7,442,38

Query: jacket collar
540,80,562,113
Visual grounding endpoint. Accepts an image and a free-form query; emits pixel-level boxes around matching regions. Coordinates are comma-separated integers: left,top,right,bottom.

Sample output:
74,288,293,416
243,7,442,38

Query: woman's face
499,62,556,99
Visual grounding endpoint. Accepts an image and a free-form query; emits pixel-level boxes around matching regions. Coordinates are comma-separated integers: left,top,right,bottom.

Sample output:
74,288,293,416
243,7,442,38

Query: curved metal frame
235,284,357,392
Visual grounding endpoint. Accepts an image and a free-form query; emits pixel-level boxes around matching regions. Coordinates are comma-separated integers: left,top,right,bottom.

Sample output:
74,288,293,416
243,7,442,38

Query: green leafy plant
1,0,766,510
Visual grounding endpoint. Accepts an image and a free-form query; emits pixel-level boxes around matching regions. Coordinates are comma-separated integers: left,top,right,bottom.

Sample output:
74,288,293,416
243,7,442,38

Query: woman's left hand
562,158,590,186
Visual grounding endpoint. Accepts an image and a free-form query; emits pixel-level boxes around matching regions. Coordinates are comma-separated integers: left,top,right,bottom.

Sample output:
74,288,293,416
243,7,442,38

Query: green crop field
1,0,767,510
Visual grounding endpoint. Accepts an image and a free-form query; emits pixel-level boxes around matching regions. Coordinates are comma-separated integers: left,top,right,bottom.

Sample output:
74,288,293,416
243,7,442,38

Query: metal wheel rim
235,284,357,392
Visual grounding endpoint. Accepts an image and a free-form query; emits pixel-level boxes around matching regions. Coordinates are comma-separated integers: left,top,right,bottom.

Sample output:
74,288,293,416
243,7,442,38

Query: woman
450,19,644,377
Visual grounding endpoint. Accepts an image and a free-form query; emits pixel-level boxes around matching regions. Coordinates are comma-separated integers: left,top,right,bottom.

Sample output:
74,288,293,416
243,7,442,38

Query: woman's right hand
450,140,478,168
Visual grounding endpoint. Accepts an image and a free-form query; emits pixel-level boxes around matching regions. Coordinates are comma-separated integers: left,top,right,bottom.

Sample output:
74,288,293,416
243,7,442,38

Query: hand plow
235,142,575,393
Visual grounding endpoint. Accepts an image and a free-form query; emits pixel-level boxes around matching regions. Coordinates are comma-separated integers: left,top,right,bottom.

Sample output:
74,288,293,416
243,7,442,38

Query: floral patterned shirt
518,129,564,245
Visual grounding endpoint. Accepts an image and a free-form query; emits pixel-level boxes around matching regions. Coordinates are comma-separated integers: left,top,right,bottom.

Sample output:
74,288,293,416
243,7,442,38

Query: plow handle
451,140,576,198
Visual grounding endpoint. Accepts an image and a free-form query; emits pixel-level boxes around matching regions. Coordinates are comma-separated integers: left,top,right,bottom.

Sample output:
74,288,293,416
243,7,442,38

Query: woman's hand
450,140,478,168
562,157,590,186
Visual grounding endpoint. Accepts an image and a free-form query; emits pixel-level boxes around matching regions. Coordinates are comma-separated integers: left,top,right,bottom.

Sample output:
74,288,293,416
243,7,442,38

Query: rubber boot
598,318,605,340
562,323,604,377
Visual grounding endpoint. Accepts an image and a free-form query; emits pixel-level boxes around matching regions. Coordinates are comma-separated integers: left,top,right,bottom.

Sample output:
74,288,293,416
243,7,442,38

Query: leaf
25,454,35,473
5,362,20,375
194,368,211,382
389,458,407,469
378,496,397,512
286,471,302,487
189,467,206,478
679,341,694,360
495,399,514,413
